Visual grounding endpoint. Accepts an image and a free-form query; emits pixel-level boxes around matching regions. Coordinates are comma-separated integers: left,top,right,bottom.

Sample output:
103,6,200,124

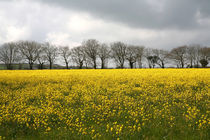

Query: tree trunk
149,64,152,68
85,61,88,69
66,62,69,69
79,62,83,69
161,61,165,68
190,58,193,68
138,62,142,68
29,62,33,70
161,64,165,68
93,60,97,69
6,63,12,70
39,63,44,69
181,61,184,68
120,63,124,69
101,59,105,69
129,62,134,69
101,63,104,69
49,62,52,69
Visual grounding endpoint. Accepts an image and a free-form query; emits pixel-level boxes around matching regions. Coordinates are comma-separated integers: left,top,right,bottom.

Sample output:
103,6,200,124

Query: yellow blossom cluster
0,69,209,139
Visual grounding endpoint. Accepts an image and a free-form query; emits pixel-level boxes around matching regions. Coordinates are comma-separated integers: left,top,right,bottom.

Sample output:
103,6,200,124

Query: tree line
0,39,209,70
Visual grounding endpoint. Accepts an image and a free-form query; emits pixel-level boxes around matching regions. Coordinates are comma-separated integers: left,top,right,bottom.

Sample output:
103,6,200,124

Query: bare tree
144,48,153,68
111,42,127,68
83,39,99,69
193,46,202,67
186,46,195,68
71,46,86,69
136,46,144,68
200,59,208,68
59,46,71,69
0,42,20,69
199,47,210,68
153,49,169,68
17,41,41,69
147,56,159,68
185,45,201,68
126,45,139,68
37,45,47,69
43,42,58,69
200,47,210,61
169,46,187,68
98,43,110,69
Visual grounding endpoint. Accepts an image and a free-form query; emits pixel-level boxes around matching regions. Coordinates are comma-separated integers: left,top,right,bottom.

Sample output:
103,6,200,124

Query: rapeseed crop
0,69,209,139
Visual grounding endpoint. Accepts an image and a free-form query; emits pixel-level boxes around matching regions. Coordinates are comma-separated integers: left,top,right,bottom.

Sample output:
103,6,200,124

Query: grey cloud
38,0,210,29
0,0,210,49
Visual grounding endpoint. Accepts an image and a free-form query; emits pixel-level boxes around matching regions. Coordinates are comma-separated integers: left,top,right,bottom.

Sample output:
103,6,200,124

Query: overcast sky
0,0,210,49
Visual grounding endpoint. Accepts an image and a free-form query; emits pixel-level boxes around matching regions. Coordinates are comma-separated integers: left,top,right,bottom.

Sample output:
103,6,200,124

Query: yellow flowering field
0,69,209,139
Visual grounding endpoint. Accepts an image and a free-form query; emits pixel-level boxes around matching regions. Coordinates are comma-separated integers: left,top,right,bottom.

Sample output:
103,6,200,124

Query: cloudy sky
0,0,210,50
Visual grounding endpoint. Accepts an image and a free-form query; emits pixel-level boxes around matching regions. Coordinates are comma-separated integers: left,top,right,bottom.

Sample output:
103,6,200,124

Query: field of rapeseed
0,69,209,139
